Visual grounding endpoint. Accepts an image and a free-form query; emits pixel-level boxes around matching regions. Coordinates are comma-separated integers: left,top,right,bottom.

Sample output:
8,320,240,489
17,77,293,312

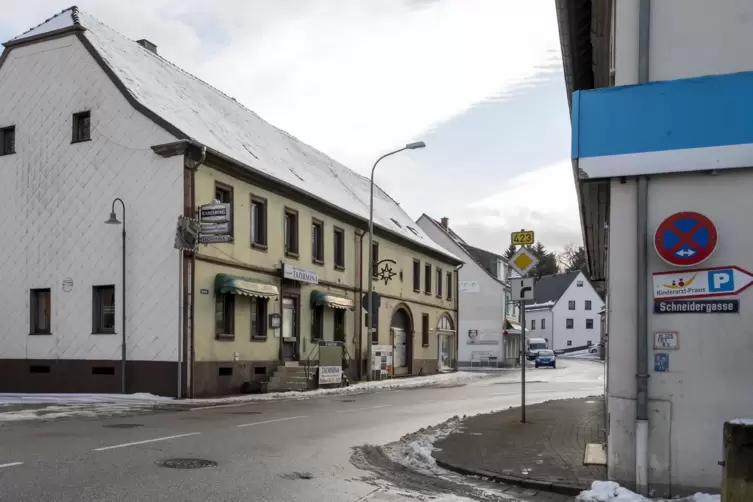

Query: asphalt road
0,360,604,501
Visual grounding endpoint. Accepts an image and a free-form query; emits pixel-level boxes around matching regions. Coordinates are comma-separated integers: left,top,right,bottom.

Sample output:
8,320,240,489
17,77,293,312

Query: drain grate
339,399,356,403
103,424,144,429
280,471,314,480
228,411,262,415
157,458,218,469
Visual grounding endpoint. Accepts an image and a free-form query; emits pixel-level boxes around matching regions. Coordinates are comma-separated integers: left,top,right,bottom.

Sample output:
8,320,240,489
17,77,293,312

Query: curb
434,457,585,497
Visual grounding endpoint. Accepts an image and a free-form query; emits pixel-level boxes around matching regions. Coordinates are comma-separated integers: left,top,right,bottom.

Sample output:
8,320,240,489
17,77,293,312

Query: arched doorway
390,305,413,376
437,314,456,372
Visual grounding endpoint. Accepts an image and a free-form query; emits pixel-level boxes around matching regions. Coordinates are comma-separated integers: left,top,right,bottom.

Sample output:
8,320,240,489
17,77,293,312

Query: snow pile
382,416,463,475
577,481,720,502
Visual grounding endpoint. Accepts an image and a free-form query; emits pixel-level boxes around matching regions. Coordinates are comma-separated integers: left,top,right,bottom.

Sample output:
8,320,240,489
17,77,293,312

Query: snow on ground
577,481,720,502
0,393,172,405
560,349,601,360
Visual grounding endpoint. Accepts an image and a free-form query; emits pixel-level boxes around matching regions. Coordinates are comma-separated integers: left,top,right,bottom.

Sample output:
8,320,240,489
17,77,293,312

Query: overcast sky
2,0,581,254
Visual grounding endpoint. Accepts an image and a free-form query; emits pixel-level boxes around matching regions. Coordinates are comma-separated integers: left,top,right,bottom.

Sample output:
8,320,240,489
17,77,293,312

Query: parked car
534,349,556,369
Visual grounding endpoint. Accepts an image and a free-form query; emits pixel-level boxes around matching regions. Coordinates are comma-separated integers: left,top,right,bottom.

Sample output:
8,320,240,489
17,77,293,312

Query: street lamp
366,141,426,380
105,198,127,394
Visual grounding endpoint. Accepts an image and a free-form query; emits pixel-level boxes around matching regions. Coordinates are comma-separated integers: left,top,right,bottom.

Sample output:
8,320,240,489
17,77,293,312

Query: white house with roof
524,271,604,352
417,215,522,368
0,7,462,397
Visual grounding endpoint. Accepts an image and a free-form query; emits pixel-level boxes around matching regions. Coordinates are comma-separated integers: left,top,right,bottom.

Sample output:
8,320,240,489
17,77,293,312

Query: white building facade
526,271,604,352
417,215,522,368
558,0,753,496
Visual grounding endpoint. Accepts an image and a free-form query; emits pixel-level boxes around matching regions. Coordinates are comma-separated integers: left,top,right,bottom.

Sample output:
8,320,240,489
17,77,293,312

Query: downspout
356,229,365,381
636,0,651,495
454,263,463,370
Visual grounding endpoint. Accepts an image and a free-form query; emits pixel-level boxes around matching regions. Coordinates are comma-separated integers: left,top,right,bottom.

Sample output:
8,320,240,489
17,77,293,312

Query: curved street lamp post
367,142,425,381
105,198,127,394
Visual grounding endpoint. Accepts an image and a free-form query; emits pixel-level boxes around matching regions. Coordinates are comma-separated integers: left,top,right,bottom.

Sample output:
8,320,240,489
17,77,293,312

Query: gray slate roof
525,271,580,306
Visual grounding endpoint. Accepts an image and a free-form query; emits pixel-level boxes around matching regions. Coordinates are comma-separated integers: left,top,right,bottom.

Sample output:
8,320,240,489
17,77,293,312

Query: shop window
30,288,51,334
422,314,430,347
92,285,116,334
215,293,235,338
250,297,267,339
334,227,345,269
250,196,267,247
312,219,324,264
284,209,299,256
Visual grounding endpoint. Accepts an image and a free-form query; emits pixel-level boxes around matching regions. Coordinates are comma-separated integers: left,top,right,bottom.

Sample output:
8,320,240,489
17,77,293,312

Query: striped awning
214,274,279,299
311,290,355,310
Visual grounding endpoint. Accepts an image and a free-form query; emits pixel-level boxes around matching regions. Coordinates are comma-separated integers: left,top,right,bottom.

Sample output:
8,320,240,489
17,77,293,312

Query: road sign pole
520,301,526,423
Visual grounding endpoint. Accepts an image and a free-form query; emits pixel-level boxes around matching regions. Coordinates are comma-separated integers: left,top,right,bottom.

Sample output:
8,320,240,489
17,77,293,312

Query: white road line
93,432,201,451
335,405,392,414
0,462,23,469
236,415,307,428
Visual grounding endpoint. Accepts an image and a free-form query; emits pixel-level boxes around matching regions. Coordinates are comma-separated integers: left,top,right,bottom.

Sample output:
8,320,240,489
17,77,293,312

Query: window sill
285,251,299,260
216,334,235,341
413,289,420,293
251,242,268,251
424,292,432,296
312,259,325,266
334,264,346,271
251,336,268,342
29,332,52,336
71,138,92,144
422,344,430,348
92,331,116,335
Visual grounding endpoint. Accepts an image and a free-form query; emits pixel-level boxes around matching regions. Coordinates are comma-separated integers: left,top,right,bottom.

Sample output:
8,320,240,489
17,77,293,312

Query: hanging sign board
199,203,231,223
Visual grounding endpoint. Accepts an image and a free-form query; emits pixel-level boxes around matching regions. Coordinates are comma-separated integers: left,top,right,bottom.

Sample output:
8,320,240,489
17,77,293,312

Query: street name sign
653,299,739,314
654,211,717,267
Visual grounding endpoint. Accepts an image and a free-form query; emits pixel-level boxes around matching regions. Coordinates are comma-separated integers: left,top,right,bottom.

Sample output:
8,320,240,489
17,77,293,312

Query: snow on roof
7,7,459,263
9,7,78,43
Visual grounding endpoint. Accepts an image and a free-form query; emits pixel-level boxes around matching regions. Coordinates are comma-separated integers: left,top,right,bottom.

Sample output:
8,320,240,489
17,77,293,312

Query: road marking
236,415,307,428
0,462,23,469
189,402,261,411
93,432,201,451
335,405,392,413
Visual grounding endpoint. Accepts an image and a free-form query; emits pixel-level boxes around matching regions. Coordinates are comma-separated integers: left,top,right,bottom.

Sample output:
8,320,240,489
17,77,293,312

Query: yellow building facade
188,160,461,396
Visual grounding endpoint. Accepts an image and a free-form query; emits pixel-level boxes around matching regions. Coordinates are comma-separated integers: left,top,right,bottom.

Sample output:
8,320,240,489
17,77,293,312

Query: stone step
274,366,316,374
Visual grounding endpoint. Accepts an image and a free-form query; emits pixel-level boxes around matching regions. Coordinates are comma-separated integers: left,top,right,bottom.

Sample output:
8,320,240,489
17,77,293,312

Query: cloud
449,160,582,253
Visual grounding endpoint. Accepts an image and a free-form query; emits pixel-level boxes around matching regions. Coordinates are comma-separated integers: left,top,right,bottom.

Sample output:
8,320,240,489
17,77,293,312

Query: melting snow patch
729,418,753,426
577,481,720,502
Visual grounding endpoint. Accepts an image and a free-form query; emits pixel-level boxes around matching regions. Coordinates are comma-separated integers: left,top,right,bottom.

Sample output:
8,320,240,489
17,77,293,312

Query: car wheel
552,363,556,369
534,363,539,368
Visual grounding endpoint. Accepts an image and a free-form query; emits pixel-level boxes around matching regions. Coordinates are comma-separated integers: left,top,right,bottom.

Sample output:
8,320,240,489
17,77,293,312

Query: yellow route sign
511,230,534,246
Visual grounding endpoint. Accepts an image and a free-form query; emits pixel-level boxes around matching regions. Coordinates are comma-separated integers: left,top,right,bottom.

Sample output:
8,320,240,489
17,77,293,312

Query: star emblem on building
378,263,397,285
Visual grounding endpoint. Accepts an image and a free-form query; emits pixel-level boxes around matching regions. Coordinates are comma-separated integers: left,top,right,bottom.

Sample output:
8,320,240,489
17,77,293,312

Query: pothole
157,458,218,469
279,471,314,480
103,424,144,429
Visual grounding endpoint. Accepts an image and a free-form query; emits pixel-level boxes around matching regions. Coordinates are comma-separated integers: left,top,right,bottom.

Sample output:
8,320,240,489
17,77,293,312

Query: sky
1,0,581,254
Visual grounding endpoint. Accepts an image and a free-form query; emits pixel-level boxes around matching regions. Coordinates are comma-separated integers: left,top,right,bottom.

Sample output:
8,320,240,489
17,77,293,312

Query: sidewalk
432,396,606,496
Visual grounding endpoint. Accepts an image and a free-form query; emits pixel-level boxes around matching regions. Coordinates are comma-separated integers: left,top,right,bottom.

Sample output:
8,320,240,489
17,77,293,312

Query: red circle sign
654,211,717,267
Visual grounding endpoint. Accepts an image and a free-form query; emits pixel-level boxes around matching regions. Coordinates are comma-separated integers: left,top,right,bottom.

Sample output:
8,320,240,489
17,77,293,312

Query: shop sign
199,203,231,223
200,222,230,235
653,266,753,300
282,264,319,285
199,234,233,244
318,365,342,385
459,281,480,294
653,299,739,314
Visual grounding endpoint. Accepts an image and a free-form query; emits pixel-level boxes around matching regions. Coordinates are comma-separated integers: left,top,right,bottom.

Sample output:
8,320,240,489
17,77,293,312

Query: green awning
214,274,279,298
311,290,355,310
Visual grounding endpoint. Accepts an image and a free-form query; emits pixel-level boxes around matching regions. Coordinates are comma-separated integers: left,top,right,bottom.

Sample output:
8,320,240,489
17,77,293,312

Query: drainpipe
356,229,365,381
454,263,463,370
636,0,651,495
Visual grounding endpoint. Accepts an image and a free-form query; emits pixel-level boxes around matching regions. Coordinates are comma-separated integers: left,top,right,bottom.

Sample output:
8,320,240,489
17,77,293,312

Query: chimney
440,217,449,229
136,39,158,54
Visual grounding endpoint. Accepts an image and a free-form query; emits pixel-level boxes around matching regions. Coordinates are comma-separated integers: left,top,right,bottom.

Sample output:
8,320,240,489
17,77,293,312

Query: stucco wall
0,35,182,364
551,272,604,351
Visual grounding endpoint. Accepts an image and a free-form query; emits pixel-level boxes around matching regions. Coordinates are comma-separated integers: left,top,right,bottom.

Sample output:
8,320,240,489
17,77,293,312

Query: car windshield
529,343,547,350
537,350,554,357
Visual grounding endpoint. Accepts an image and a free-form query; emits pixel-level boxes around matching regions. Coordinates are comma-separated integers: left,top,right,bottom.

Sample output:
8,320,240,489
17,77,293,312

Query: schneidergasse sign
653,299,739,314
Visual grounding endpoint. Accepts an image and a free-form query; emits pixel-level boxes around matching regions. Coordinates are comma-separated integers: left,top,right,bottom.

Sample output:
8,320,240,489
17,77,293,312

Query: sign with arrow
654,211,717,267
512,277,535,301
653,266,753,300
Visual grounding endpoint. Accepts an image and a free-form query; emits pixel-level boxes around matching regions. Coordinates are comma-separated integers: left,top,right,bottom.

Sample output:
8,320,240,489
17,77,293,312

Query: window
568,300,576,310
585,300,592,310
215,293,235,338
0,126,15,155
541,318,546,329
312,219,324,264
567,340,573,347
72,111,91,142
250,196,267,247
436,268,443,297
566,318,574,329
312,305,324,340
215,182,234,237
587,340,592,346
250,297,267,339
424,263,432,294
92,286,116,334
334,227,345,269
437,315,453,331
446,271,452,300
371,241,379,279
334,309,345,342
422,313,430,347
586,319,594,329
30,288,51,334
413,259,421,292
284,209,299,255
577,280,584,287
531,319,536,330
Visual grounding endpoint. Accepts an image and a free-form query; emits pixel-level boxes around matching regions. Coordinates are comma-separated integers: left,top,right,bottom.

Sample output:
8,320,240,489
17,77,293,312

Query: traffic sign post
654,211,718,267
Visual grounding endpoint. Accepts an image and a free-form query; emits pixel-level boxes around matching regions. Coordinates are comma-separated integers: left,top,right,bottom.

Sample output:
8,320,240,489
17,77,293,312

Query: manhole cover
228,411,262,415
103,424,144,429
340,399,356,403
280,471,314,480
157,458,218,469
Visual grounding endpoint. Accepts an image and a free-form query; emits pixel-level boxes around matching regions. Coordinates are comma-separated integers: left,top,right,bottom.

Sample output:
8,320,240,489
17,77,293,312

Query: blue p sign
708,269,734,293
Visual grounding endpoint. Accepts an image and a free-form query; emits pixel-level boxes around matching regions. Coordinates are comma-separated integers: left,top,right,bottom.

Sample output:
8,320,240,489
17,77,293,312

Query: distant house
525,271,604,352
417,215,522,368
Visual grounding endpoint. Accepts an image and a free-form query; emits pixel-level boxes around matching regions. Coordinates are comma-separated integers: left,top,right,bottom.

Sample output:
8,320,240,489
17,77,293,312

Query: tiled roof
525,271,580,307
